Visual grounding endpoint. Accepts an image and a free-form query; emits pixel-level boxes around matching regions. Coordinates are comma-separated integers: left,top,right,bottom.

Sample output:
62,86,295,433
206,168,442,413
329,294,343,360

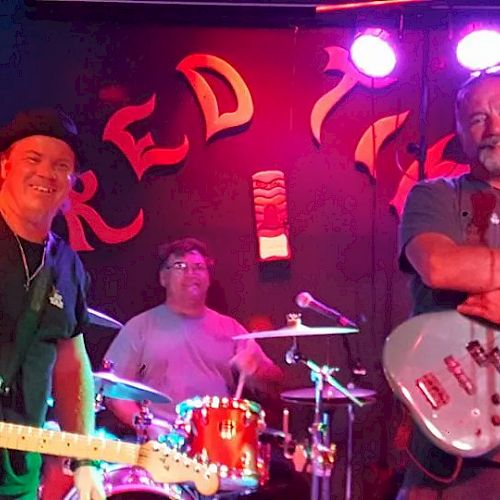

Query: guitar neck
0,421,139,465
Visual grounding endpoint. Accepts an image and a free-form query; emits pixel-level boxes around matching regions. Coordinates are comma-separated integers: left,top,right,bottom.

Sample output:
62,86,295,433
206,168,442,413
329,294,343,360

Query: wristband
69,459,101,471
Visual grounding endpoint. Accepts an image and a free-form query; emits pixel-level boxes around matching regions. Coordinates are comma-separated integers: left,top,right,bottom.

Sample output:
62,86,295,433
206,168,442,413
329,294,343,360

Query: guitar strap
0,235,56,400
464,457,500,469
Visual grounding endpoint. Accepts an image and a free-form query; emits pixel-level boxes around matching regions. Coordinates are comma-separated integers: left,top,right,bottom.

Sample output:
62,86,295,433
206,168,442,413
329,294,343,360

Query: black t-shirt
0,215,90,496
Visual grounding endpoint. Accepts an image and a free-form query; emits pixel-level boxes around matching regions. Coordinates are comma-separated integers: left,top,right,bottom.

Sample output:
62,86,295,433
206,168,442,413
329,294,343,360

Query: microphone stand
285,342,364,500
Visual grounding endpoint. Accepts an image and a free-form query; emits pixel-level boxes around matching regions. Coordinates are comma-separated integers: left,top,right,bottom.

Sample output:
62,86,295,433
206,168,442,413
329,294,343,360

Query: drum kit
48,307,377,500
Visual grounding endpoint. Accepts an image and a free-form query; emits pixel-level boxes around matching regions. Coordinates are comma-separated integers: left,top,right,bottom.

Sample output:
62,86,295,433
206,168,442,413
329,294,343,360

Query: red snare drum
176,396,269,491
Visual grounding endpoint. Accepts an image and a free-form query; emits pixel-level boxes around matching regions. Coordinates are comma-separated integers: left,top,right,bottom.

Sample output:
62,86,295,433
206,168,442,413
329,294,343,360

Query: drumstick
234,372,246,399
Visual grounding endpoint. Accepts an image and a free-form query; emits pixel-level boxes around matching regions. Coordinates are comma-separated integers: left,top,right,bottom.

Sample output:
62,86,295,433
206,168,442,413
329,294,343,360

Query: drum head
63,464,191,500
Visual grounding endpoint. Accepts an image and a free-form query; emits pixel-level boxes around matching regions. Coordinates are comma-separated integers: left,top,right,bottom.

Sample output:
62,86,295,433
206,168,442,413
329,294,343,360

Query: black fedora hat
0,107,82,166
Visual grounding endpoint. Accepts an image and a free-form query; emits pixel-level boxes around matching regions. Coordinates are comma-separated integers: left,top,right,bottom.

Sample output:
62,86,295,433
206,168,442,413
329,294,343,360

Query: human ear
0,156,10,180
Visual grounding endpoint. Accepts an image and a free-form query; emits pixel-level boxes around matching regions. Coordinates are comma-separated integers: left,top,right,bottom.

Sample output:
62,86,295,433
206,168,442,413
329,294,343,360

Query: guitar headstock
137,441,219,496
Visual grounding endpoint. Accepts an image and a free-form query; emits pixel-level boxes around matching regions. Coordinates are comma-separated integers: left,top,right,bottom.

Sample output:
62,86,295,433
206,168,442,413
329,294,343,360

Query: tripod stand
285,341,364,500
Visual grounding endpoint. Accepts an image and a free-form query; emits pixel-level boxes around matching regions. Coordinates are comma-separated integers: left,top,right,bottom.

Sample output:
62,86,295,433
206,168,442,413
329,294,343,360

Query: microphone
295,292,358,329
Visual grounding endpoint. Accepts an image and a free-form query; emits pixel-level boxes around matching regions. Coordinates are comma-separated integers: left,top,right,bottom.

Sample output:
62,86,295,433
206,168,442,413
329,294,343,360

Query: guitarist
397,68,500,499
0,109,105,500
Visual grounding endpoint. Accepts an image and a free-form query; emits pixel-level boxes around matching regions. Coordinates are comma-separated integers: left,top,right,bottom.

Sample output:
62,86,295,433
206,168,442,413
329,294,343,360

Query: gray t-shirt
105,304,256,419
399,173,500,315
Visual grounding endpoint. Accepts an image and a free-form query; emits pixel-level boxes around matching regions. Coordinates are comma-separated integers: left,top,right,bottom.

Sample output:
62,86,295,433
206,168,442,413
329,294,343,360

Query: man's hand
73,465,106,500
229,343,260,378
457,289,500,324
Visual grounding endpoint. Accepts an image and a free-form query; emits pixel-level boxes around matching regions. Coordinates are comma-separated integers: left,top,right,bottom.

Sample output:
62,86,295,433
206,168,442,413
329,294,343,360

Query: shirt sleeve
398,179,457,273
104,317,144,380
72,261,91,338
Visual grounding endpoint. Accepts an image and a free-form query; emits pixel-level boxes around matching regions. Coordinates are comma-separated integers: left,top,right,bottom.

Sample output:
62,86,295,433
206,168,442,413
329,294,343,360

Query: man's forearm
53,349,95,435
426,245,500,293
407,234,500,293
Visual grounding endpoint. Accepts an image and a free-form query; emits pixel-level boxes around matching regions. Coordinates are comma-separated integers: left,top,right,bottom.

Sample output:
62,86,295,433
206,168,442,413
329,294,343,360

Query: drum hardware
87,307,124,329
280,386,377,408
134,400,154,444
233,313,358,340
284,336,365,500
176,396,269,492
63,463,194,500
93,371,171,403
94,388,106,413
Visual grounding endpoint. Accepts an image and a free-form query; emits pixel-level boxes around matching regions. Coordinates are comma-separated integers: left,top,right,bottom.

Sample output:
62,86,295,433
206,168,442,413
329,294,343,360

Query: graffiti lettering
311,47,397,144
103,93,189,180
65,171,144,251
177,53,254,141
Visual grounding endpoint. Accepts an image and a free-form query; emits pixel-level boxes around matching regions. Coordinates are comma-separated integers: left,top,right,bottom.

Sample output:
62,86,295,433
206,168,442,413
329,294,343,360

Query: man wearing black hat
0,108,105,499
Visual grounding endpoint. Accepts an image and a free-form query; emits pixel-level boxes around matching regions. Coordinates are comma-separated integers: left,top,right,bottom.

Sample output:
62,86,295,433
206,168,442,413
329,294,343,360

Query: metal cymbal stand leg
310,371,324,500
345,403,354,500
134,400,153,444
285,343,361,500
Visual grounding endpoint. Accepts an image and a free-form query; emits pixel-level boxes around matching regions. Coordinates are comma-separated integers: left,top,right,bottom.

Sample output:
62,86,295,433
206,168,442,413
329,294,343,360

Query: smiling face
0,135,75,223
159,250,211,309
457,76,500,178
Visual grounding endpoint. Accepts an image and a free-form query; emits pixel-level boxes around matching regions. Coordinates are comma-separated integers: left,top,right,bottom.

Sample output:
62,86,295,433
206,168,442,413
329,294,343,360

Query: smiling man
396,69,500,498
0,108,104,500
105,237,282,428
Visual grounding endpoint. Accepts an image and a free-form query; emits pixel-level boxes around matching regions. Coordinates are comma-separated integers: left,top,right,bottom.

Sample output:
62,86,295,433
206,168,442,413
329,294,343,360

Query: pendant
24,283,29,292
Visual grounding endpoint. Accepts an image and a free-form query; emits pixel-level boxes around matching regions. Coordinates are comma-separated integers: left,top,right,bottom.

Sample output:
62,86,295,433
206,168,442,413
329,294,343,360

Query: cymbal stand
94,387,106,413
285,341,364,500
94,357,114,413
134,401,153,444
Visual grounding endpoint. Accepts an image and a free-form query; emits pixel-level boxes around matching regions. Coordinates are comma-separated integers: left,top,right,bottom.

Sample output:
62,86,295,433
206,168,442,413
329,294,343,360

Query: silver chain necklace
13,233,47,291
0,206,47,291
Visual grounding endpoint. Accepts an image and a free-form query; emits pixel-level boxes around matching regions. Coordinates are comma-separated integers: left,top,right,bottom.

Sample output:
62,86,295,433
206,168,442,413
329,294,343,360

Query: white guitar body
384,310,500,457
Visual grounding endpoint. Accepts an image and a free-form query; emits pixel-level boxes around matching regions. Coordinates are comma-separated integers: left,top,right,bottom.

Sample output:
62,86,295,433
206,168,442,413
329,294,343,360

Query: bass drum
63,464,192,500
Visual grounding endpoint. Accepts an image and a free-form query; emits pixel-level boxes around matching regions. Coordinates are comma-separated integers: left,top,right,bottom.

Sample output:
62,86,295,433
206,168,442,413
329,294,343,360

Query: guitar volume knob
492,393,500,405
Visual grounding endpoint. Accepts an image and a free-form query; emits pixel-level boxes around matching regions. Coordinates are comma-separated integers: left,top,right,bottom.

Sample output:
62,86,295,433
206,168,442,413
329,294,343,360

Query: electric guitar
383,309,500,457
0,421,219,496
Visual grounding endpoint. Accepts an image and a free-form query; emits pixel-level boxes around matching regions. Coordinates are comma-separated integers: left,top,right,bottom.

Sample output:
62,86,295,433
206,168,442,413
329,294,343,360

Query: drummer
104,237,283,433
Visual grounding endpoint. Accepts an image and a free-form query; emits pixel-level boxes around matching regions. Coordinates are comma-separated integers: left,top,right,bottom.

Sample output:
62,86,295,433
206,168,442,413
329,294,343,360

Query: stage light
350,28,397,78
456,28,500,71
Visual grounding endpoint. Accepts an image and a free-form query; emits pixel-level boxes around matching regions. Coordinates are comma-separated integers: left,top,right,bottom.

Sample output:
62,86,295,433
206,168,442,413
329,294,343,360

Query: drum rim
63,464,189,499
176,395,262,415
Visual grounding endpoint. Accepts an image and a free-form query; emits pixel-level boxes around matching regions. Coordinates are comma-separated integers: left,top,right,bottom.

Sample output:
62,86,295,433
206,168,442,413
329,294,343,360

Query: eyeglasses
164,261,209,273
460,64,500,91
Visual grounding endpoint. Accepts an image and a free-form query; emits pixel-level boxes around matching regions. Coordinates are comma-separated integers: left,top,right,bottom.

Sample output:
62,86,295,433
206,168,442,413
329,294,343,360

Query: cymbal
88,308,124,330
281,386,376,407
93,372,171,403
233,324,358,340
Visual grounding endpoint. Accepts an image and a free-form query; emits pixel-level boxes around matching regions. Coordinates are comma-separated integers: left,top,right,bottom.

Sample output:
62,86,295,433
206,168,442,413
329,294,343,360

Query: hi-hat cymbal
93,372,170,403
281,386,376,407
88,308,124,330
233,324,358,340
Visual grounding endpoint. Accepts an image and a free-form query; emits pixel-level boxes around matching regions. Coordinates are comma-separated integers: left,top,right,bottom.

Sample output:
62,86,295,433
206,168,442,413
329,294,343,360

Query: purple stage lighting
456,28,500,71
350,29,397,78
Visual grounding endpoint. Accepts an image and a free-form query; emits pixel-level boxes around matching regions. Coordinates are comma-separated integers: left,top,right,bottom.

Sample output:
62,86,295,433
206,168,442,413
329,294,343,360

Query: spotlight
456,28,500,71
350,28,397,78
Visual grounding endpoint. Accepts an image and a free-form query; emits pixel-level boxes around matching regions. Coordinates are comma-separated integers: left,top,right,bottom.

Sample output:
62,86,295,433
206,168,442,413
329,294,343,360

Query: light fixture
350,28,397,78
456,26,500,71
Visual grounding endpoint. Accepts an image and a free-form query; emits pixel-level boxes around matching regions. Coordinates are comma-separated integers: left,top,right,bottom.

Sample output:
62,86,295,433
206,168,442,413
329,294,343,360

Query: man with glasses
396,67,500,498
104,237,282,432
